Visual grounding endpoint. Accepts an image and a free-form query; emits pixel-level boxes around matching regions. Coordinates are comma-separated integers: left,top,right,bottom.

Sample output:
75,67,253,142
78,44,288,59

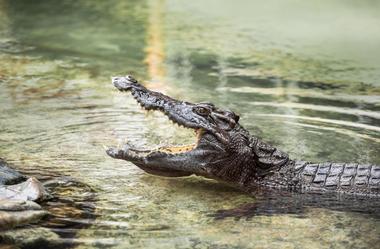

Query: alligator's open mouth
129,89,206,155
155,128,204,154
129,104,205,156
106,75,214,177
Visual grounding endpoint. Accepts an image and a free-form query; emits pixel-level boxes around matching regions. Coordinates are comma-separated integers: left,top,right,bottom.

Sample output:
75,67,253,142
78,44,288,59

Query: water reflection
0,0,379,248
213,191,380,219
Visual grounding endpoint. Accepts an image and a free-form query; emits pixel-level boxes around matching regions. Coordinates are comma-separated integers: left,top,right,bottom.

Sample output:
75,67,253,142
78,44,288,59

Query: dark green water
0,0,379,248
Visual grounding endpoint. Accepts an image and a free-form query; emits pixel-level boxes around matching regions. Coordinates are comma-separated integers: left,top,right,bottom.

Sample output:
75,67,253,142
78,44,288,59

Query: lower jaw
134,162,192,177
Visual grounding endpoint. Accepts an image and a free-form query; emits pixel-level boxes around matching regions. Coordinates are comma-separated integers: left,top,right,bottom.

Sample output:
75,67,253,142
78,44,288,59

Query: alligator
106,75,380,197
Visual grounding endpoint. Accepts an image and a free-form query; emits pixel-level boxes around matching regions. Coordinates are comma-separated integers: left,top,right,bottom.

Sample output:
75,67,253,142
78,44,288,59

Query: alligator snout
112,75,140,91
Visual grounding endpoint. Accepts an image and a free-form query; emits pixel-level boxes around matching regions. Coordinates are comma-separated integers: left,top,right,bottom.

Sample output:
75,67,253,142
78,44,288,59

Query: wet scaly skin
107,76,380,196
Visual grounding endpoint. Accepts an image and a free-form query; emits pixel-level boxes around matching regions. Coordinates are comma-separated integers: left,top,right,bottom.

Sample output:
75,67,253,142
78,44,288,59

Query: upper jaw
112,76,211,131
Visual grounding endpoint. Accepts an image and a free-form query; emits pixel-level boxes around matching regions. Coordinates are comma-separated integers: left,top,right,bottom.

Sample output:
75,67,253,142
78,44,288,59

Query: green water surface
0,0,379,248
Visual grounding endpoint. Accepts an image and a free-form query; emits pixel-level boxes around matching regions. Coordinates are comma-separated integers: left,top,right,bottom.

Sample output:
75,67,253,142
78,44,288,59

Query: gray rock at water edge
0,159,26,185
0,199,42,211
0,177,52,202
0,161,51,230
0,210,48,230
0,161,61,248
0,200,48,230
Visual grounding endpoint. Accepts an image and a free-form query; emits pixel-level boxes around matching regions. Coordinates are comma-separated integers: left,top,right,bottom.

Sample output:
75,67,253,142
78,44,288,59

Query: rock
0,210,48,230
0,227,60,249
0,161,51,230
0,177,51,202
0,200,42,211
0,161,64,248
0,200,48,230
0,159,26,185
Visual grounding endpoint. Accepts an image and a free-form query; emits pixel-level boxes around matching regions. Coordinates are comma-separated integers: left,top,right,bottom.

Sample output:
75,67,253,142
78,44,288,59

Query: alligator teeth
157,143,196,154
117,142,122,149
117,89,204,156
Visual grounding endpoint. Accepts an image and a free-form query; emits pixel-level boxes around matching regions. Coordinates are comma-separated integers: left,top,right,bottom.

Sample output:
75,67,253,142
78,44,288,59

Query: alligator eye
195,107,210,116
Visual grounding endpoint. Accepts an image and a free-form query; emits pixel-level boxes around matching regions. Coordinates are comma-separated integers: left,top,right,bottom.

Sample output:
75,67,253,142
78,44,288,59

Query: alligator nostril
126,75,137,83
112,77,119,83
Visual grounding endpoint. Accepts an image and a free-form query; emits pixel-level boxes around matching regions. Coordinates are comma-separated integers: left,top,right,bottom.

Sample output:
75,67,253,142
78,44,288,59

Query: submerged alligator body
107,76,380,197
